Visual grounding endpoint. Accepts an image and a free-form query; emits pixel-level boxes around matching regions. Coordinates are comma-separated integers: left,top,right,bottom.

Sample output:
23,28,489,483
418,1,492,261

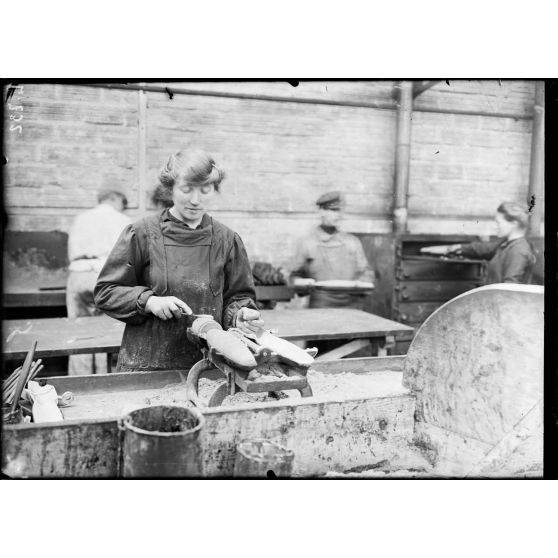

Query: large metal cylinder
119,405,204,478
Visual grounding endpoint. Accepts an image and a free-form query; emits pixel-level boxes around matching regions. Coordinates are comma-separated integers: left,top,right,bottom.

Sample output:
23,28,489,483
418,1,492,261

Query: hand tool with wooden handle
11,341,37,415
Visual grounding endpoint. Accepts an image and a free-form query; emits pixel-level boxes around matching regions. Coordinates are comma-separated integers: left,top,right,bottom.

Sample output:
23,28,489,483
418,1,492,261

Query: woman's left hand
235,307,264,336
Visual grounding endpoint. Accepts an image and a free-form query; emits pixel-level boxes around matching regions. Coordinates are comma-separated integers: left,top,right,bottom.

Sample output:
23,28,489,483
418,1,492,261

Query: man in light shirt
66,188,131,375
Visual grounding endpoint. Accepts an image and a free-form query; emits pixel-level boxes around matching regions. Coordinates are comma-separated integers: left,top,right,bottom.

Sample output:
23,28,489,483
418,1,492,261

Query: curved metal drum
403,284,544,477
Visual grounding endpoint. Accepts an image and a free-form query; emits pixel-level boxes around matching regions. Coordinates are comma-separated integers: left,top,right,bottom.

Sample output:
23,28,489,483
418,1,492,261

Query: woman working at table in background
94,148,263,372
421,201,536,285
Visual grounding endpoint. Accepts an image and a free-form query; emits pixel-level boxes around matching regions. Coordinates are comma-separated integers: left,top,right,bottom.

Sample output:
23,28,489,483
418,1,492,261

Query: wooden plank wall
3,81,539,268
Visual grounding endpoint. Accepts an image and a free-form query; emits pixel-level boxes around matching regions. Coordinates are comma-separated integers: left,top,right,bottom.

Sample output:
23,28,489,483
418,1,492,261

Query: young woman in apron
94,149,263,372
421,201,536,285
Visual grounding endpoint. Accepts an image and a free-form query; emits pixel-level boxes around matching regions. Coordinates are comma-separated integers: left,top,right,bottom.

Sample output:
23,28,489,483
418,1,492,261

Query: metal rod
412,80,440,98
393,81,414,234
527,81,544,236
3,371,23,397
86,82,396,111
27,361,43,382
3,360,42,404
3,367,22,389
82,82,532,120
137,85,148,214
415,106,530,120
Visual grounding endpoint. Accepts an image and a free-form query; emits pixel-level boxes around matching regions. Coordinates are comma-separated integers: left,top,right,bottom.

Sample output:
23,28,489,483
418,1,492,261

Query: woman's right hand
420,244,462,256
445,244,463,256
145,296,192,320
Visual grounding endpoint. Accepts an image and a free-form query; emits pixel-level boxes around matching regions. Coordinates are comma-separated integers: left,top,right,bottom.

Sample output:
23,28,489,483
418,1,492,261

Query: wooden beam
310,355,405,374
412,80,440,98
314,338,370,361
235,374,308,393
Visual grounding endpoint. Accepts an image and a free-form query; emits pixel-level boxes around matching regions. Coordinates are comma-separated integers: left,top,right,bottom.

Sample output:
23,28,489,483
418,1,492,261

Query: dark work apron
308,237,365,310
117,214,224,372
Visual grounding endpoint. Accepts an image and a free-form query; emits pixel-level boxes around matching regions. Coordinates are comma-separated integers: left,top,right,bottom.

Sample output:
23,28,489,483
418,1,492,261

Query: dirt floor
59,369,406,421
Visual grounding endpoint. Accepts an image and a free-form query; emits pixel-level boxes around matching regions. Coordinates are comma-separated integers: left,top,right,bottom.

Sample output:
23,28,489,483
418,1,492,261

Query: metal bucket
234,439,294,478
118,405,205,478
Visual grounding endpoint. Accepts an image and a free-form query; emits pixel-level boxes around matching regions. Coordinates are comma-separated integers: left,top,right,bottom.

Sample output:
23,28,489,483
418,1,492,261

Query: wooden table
2,285,293,308
3,309,414,369
3,288,66,308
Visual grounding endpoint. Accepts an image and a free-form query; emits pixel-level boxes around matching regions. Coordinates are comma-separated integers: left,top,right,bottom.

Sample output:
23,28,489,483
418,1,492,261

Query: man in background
290,191,374,309
66,188,131,375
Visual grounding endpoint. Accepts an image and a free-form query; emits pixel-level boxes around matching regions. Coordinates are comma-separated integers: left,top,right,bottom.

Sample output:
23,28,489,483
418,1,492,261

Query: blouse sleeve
94,224,154,324
222,233,259,329
460,240,501,260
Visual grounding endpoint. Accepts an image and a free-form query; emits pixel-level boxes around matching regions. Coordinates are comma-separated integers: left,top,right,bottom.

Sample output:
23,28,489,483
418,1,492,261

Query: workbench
2,356,421,478
3,287,67,308
2,285,294,309
1,285,544,478
3,309,414,370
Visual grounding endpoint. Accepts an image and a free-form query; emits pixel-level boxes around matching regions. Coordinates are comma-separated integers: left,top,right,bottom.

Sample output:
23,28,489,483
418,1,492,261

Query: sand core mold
59,370,407,421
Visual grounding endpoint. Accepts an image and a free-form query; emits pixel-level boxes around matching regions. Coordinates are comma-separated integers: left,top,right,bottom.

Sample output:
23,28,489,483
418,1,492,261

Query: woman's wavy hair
150,183,173,208
159,149,225,192
497,201,530,230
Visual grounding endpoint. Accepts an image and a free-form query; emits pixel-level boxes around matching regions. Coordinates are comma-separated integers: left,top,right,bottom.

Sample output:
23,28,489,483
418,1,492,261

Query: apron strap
209,216,225,296
144,214,168,295
140,213,227,297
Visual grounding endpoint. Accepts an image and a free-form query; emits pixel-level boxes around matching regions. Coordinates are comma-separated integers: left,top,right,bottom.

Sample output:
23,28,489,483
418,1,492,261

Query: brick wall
4,84,139,232
410,80,537,235
145,87,396,266
3,81,540,268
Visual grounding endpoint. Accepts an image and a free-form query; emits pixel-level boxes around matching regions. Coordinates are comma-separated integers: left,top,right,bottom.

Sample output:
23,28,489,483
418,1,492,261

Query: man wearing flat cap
290,191,374,309
66,187,131,375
